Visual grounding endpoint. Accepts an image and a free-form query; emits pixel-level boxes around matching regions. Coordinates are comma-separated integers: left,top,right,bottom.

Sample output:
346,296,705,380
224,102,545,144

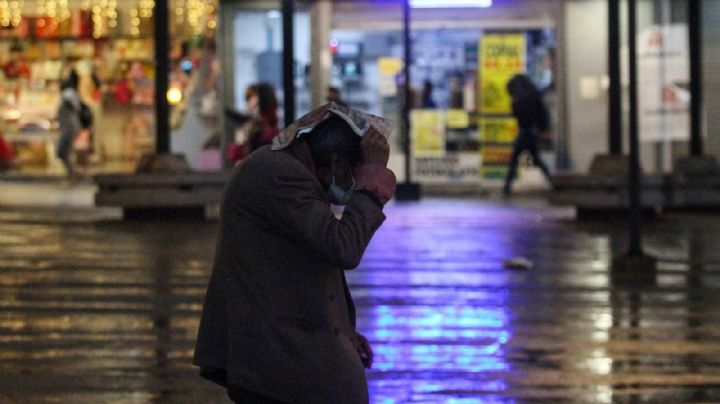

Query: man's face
317,155,354,192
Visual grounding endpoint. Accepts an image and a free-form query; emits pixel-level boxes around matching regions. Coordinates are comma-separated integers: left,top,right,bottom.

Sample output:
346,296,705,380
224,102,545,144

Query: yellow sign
411,109,445,155
480,117,518,179
378,57,404,76
480,117,517,144
481,146,514,165
447,109,470,129
479,33,526,114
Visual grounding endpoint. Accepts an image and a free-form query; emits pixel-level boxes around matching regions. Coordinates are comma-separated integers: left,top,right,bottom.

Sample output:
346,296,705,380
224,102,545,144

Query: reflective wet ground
1,199,720,403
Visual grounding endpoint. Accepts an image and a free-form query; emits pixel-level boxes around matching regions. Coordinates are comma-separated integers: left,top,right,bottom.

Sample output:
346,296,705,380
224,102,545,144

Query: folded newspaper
271,102,394,151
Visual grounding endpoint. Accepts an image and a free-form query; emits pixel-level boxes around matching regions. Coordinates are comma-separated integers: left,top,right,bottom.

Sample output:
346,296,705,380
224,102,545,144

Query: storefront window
215,2,311,167
566,0,694,174
168,1,220,171
329,1,559,186
0,0,218,174
230,8,310,119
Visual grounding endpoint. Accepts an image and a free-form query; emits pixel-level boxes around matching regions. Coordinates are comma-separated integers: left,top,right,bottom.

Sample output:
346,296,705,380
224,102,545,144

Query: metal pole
310,0,332,108
283,0,296,128
154,0,170,153
403,0,412,184
608,0,622,155
689,0,703,156
627,0,642,256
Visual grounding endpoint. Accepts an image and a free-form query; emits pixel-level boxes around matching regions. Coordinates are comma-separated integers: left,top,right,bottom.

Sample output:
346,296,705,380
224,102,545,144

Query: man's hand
354,332,374,369
361,126,390,167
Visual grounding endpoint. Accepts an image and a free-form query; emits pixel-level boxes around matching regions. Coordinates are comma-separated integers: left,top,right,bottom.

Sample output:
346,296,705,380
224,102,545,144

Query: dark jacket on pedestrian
57,87,82,160
507,75,549,132
193,140,388,404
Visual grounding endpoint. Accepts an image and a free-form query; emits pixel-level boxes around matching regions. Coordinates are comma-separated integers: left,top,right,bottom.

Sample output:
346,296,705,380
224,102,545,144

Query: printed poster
638,25,689,142
447,109,470,129
378,57,403,96
411,109,445,155
479,33,526,114
480,117,518,144
414,154,481,184
479,33,525,179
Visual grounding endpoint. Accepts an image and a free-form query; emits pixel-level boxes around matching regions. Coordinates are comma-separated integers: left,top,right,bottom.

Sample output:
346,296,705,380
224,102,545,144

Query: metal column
613,0,656,279
403,0,412,185
608,0,622,155
689,0,703,156
154,0,170,153
627,0,642,256
282,0,296,128
310,0,332,108
395,0,421,201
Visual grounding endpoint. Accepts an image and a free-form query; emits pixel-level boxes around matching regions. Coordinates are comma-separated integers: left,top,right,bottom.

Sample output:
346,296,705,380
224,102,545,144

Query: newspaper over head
271,102,394,151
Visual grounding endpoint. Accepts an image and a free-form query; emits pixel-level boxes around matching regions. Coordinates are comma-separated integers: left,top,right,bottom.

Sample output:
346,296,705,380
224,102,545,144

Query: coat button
333,327,340,336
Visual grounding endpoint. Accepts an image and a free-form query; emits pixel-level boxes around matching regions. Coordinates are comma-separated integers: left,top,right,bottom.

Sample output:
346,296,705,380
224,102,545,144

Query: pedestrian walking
228,82,280,163
194,105,396,404
421,80,437,109
57,70,85,182
503,74,552,196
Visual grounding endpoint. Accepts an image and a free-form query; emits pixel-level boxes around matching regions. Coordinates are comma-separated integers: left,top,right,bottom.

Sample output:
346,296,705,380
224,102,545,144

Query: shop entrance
326,13,559,188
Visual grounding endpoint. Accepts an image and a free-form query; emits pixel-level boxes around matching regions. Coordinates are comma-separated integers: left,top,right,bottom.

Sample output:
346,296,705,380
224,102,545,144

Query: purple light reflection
349,201,526,402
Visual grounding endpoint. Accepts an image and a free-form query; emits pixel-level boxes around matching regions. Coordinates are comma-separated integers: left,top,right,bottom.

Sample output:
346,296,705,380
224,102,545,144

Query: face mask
328,175,356,206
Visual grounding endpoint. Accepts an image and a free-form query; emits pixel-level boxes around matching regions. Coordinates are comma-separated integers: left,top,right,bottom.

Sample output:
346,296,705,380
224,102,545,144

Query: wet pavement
1,198,720,403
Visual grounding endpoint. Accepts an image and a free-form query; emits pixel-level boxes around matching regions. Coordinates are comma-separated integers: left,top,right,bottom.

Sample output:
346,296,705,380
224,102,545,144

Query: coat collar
283,138,318,179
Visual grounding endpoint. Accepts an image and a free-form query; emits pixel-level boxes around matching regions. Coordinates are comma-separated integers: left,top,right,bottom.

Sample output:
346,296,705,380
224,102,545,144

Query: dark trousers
504,129,551,192
57,134,75,179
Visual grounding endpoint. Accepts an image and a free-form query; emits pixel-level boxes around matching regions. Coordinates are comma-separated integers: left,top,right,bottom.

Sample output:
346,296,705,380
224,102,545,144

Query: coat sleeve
253,165,387,270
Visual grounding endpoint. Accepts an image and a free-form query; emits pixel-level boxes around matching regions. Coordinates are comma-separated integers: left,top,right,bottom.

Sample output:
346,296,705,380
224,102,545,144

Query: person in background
194,109,396,404
114,64,132,105
57,70,83,181
0,128,15,172
327,86,347,107
245,82,280,151
421,79,437,109
75,66,98,169
228,83,280,163
503,74,552,196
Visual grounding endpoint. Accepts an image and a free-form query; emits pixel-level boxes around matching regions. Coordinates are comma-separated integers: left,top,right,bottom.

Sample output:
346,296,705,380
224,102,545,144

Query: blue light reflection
351,201,520,402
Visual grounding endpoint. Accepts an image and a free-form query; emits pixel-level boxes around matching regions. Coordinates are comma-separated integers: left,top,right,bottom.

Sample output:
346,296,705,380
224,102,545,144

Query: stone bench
549,155,720,216
95,171,229,220
549,173,666,211
95,172,229,208
548,155,665,218
666,156,720,209
94,154,230,218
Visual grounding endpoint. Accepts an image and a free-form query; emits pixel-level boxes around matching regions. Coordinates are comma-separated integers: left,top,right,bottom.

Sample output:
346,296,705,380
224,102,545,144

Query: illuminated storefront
6,1,701,183
0,0,217,173
217,0,561,188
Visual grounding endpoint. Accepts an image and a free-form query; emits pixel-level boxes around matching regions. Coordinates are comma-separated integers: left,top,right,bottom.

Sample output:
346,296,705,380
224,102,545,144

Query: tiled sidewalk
0,199,719,403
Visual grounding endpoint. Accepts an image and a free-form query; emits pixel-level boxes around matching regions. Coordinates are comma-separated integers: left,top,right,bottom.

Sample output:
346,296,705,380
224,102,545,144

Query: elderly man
194,105,396,404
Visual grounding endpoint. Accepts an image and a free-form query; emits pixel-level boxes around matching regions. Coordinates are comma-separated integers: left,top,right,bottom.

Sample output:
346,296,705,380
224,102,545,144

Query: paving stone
1,199,719,403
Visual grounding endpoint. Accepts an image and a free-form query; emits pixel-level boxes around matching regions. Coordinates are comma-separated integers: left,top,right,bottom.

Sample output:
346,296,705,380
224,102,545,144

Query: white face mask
328,174,356,206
